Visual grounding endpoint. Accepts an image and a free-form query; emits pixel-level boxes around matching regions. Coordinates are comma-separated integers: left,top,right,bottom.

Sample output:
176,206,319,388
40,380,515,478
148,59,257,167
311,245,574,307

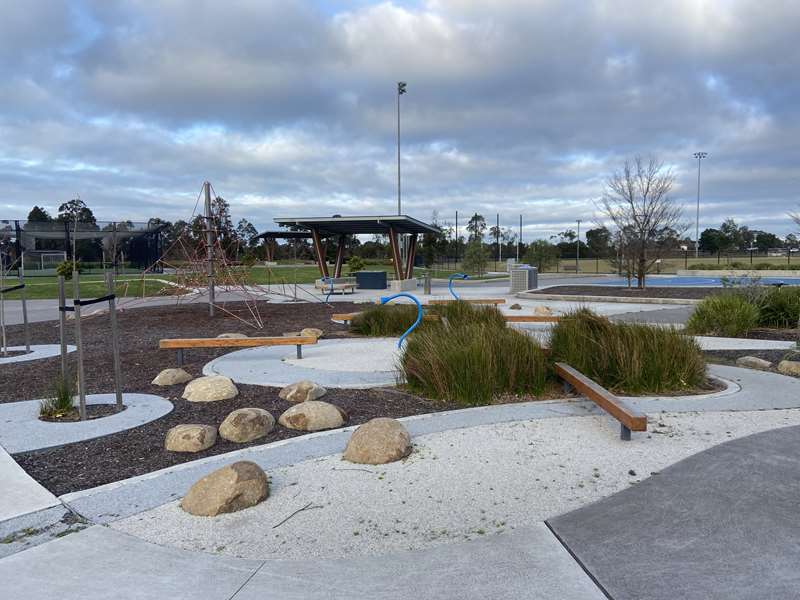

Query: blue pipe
379,292,422,348
448,272,469,299
322,276,334,303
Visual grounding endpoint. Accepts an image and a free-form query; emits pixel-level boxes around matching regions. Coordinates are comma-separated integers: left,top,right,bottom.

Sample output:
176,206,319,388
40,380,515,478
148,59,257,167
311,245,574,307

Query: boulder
180,461,269,517
509,303,522,310
283,331,301,337
778,360,800,377
219,408,275,443
735,356,773,371
279,380,327,403
165,424,217,453
182,375,238,402
300,327,324,339
152,368,193,386
217,332,248,339
342,418,412,465
278,401,345,431
533,305,553,316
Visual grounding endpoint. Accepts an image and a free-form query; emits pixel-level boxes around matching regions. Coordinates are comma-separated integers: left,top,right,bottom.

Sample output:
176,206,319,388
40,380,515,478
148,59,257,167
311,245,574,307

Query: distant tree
236,219,259,248
600,156,683,288
699,228,724,254
753,230,782,252
466,213,486,243
585,227,611,258
462,239,489,276
57,198,96,225
27,206,52,222
421,211,446,268
524,239,559,271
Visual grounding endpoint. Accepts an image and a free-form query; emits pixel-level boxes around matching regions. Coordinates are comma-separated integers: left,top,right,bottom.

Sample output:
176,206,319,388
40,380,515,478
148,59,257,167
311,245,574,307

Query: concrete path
0,393,173,453
0,523,605,600
0,444,59,522
548,424,800,600
0,344,75,365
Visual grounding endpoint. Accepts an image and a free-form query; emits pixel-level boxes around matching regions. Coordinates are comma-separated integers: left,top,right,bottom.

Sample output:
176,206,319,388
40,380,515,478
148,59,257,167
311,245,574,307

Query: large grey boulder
735,356,773,371
778,360,800,377
533,305,553,316
219,408,275,443
279,380,327,403
180,461,269,517
152,368,193,386
182,375,238,402
278,401,345,431
165,424,217,453
343,418,412,465
300,327,323,339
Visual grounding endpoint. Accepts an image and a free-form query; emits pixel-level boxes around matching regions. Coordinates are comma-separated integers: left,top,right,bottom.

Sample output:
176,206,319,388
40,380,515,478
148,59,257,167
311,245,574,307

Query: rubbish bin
355,270,388,290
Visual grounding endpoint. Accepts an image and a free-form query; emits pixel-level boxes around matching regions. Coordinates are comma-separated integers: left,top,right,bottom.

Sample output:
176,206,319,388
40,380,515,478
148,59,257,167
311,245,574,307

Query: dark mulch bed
533,286,725,300
2,301,458,496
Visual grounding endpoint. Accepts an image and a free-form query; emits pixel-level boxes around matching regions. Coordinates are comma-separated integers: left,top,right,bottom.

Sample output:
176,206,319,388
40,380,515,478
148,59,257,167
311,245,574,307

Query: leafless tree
599,156,684,288
790,211,800,230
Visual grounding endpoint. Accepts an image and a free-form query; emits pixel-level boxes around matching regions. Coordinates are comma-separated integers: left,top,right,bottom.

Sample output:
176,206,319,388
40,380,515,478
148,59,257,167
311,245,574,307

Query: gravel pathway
112,408,800,560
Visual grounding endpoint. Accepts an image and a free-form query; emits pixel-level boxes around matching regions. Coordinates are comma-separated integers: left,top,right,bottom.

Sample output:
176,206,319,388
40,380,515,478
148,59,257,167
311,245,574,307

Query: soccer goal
22,250,67,273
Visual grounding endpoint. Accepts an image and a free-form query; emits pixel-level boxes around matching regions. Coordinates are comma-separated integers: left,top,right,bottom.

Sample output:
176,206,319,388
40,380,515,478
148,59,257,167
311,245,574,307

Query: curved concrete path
0,344,75,365
548,423,800,600
0,393,173,453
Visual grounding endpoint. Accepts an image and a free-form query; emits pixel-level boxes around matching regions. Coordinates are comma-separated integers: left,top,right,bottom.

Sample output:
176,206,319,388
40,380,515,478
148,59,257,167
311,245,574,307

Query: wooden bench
332,312,441,325
561,264,578,272
159,336,318,365
426,298,506,305
554,362,647,440
504,315,561,323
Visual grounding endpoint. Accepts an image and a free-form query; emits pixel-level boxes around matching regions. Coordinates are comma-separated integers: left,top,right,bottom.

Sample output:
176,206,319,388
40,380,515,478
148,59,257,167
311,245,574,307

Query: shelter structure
267,215,440,280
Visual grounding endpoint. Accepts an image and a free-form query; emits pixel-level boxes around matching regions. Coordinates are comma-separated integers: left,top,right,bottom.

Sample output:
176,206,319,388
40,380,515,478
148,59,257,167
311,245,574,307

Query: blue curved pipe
322,276,334,303
379,292,422,348
448,272,469,299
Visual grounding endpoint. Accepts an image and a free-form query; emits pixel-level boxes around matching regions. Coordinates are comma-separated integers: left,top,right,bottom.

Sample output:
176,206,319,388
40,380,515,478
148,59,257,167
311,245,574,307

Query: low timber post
106,272,124,411
73,271,87,421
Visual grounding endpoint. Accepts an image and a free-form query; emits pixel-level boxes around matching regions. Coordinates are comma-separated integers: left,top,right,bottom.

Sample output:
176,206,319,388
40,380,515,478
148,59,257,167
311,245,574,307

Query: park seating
314,277,356,294
555,362,647,440
159,336,318,365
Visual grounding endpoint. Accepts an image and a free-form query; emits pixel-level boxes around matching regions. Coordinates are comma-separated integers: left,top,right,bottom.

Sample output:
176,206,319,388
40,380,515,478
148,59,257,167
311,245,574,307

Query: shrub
350,304,420,336
55,260,82,280
462,240,489,276
401,321,548,406
685,294,760,338
347,256,365,273
551,309,706,395
428,300,507,329
39,376,75,419
758,287,800,328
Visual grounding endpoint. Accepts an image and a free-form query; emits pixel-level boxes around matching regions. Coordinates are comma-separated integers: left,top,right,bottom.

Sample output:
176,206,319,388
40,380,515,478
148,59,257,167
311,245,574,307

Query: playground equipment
448,272,468,299
58,272,123,420
379,293,422,348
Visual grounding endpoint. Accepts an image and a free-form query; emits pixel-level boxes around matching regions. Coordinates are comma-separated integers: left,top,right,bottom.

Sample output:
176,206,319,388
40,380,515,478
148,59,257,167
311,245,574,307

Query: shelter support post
333,235,347,278
388,227,403,280
310,228,329,278
405,233,418,279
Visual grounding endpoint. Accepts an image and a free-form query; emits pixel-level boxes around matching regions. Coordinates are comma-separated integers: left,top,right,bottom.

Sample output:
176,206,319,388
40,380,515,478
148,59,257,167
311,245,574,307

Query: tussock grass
401,317,548,406
428,300,507,329
758,287,800,328
550,309,706,395
349,304,420,336
39,376,75,419
685,294,761,337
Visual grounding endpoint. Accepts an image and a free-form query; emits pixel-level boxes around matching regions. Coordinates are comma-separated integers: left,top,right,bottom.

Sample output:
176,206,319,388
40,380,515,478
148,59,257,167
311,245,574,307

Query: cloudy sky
2,0,799,240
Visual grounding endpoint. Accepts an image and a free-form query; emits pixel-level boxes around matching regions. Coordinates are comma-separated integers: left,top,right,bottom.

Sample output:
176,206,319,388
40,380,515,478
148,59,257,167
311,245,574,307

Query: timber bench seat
555,362,647,440
159,336,318,365
426,298,506,306
314,281,356,294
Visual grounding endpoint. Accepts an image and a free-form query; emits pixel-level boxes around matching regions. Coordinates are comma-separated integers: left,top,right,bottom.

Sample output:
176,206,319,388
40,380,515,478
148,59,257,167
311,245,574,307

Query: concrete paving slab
0,393,173,453
0,344,75,365
548,424,800,600
203,338,401,388
0,444,59,522
695,335,796,350
235,523,605,600
0,525,262,600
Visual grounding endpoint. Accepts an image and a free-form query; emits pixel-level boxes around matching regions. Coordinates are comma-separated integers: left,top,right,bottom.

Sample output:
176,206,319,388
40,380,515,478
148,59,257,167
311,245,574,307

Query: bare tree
790,210,800,230
600,156,684,288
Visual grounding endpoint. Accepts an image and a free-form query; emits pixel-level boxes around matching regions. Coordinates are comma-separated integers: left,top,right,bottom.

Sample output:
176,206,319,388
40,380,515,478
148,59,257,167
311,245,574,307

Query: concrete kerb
0,393,173,453
59,364,800,527
0,344,76,365
517,291,701,305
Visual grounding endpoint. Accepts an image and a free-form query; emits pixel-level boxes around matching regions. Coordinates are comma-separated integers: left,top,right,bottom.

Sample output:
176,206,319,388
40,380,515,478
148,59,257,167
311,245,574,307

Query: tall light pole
576,219,582,272
693,151,708,258
397,82,406,215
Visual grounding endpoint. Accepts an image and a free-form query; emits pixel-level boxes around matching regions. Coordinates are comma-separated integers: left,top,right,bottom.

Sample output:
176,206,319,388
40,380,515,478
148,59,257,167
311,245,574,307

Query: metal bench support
620,424,632,441
176,348,184,366
296,344,302,359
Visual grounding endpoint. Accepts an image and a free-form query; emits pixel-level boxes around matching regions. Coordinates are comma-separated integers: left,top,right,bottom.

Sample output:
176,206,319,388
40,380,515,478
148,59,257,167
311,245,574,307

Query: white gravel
112,409,800,560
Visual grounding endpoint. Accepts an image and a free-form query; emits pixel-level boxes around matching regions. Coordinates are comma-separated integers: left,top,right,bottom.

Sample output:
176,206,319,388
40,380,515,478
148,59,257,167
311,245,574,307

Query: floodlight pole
397,82,407,272
518,215,522,262
693,152,707,258
204,181,216,316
